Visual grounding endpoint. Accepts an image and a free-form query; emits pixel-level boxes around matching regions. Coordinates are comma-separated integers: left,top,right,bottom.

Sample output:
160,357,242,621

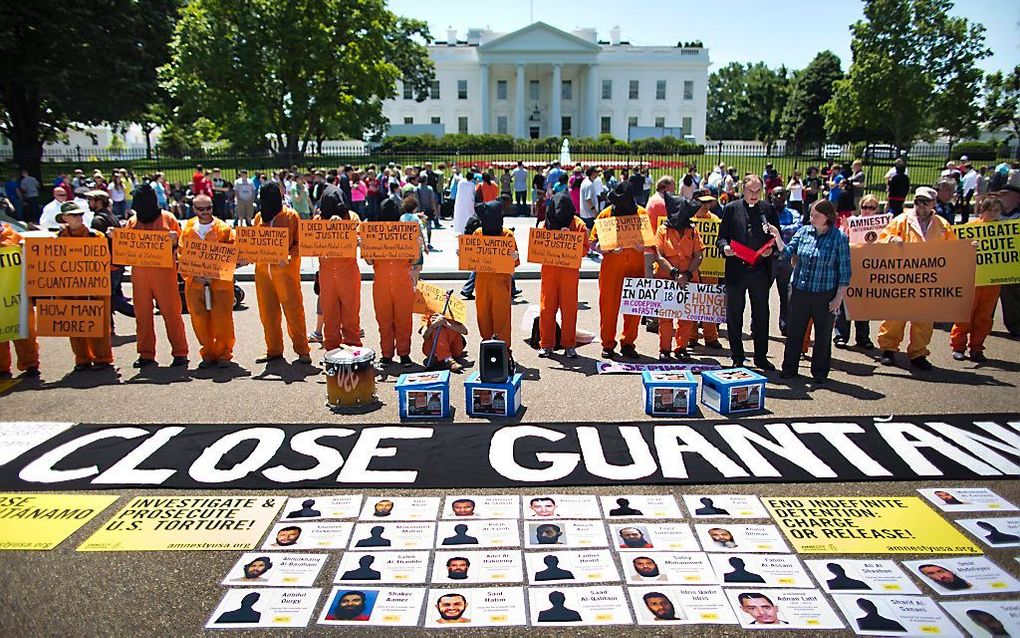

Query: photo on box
610,523,699,552
903,557,1020,596
716,369,756,382
348,522,436,551
424,587,526,628
650,387,690,415
600,495,683,519
471,388,507,416
333,551,429,584
358,496,440,521
525,520,609,548
832,594,962,637
223,552,327,587
804,559,920,595
435,519,521,548
647,372,694,382
279,495,361,521
317,587,425,626
694,523,789,553
206,588,320,629
941,600,1020,638
403,371,445,385
683,494,768,519
622,552,717,585
527,586,632,625
727,589,844,629
405,390,444,417
525,550,621,584
956,517,1020,548
261,521,353,551
430,550,524,584
729,384,763,411
629,585,739,625
917,488,1018,512
710,554,813,588
524,494,601,519
442,495,520,519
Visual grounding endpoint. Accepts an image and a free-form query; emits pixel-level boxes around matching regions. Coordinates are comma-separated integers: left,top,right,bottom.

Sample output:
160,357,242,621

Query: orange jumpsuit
421,316,466,361
181,217,236,362
58,226,113,366
254,208,310,358
127,211,188,361
877,211,956,358
373,259,415,359
474,228,519,347
951,218,999,354
319,212,362,350
692,210,721,343
590,207,652,350
655,224,704,352
0,224,39,374
540,216,589,350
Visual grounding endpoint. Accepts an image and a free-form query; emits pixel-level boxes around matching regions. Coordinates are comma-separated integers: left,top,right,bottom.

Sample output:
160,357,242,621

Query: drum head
323,346,375,365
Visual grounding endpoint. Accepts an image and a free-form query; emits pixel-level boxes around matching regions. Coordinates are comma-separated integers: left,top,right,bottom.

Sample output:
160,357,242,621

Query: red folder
730,238,775,266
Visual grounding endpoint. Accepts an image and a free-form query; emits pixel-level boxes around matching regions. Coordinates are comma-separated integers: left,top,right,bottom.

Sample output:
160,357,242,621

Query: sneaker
198,359,215,369
910,356,933,371
538,348,553,358
400,355,414,367
564,347,577,359
133,358,156,368
879,350,896,366
601,348,616,359
460,291,474,300
856,339,875,350
659,351,671,362
296,354,312,364
970,351,988,363
952,350,966,361
171,356,188,367
620,344,639,359
674,348,691,360
0,370,11,380
706,340,724,350
833,338,848,349
21,367,40,378
307,331,323,343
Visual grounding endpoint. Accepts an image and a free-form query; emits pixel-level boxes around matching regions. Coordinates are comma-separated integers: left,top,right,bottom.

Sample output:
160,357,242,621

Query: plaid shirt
781,225,851,292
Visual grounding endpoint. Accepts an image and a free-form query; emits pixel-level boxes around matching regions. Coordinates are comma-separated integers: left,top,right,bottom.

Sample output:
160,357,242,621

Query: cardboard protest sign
804,559,921,595
413,281,467,324
223,553,327,587
298,219,358,258
359,496,439,521
318,587,424,626
763,496,981,554
832,594,960,637
846,213,892,245
941,600,1020,638
525,550,621,584
24,236,110,297
844,240,976,322
903,557,1020,596
35,299,105,337
610,523,699,552
207,587,320,629
424,586,527,628
334,551,429,584
629,586,738,625
525,494,601,519
528,586,632,626
348,522,436,550
621,551,717,585
727,589,844,629
918,487,1018,512
600,495,682,519
525,520,609,548
527,227,586,269
458,234,517,273
694,523,789,553
956,517,1020,548
236,226,290,263
77,495,283,551
112,229,174,268
430,550,524,584
709,553,813,588
953,218,1020,285
280,495,361,521
359,222,420,260
621,278,727,322
692,218,724,278
436,519,521,548
0,493,117,550
0,245,26,343
594,215,656,250
442,495,520,519
177,239,238,281
684,494,768,519
262,521,353,550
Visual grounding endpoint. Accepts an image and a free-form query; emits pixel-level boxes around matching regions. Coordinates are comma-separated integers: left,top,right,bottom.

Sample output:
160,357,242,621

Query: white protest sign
436,519,521,548
710,554,813,588
262,521,353,551
600,495,683,519
629,586,738,625
424,587,527,628
622,551,717,585
846,213,892,245
621,278,727,322
804,559,920,595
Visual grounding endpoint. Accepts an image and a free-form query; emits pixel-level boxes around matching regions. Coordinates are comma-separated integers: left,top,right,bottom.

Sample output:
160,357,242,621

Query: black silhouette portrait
286,499,321,519
976,520,1020,545
534,555,575,581
825,563,871,590
855,598,906,632
609,498,643,517
724,557,766,583
216,592,262,624
442,524,479,546
537,591,582,623
355,526,392,547
695,497,730,516
965,609,1011,637
341,555,381,580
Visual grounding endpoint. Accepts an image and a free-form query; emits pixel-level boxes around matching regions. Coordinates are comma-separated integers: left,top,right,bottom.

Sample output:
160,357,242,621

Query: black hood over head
475,200,504,236
259,184,283,222
378,197,401,222
663,192,699,231
318,188,349,220
546,191,576,230
132,183,160,224
608,181,637,216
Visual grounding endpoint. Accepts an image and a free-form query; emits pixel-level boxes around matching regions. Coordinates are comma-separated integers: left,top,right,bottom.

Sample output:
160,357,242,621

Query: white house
382,22,709,143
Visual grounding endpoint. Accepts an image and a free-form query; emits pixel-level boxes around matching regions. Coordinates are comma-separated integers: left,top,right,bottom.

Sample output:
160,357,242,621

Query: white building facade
382,22,709,143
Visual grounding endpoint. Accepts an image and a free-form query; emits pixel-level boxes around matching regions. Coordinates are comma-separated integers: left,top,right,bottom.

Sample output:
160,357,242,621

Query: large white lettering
652,426,749,479
262,428,356,483
189,428,286,483
336,427,432,483
576,426,656,480
716,423,837,478
92,427,183,484
489,426,580,482
791,422,892,477
876,422,1000,476
19,427,150,483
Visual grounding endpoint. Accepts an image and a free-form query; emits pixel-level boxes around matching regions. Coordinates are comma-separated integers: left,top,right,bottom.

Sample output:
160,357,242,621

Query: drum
323,346,377,408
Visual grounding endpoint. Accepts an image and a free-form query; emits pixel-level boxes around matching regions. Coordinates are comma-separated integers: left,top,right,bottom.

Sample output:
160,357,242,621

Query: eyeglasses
193,205,213,212
913,198,932,205
861,205,878,210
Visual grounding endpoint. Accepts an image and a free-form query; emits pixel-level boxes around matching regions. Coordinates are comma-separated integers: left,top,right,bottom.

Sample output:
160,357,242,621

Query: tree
163,0,434,159
0,0,177,178
780,51,843,151
983,66,1020,146
707,62,789,143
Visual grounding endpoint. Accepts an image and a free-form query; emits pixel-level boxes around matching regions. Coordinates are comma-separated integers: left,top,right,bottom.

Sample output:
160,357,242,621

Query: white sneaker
564,347,577,358
538,348,553,358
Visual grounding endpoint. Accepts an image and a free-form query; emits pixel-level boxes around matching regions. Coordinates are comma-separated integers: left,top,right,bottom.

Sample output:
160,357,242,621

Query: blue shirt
777,206,803,242
546,168,564,191
781,225,851,293
828,175,844,203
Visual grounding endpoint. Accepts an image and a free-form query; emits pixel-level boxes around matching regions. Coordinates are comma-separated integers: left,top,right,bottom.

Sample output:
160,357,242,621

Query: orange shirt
128,211,181,235
477,182,499,203
655,225,704,276
0,223,22,246
254,207,301,257
181,216,236,289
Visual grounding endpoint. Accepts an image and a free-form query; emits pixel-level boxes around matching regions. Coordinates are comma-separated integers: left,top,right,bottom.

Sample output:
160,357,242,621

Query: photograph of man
534,555,575,581
286,499,321,519
271,526,302,547
471,388,506,416
445,557,470,580
441,524,478,546
965,609,1010,637
537,591,582,623
643,591,681,621
724,557,766,583
854,598,906,632
233,556,273,583
618,526,654,549
533,523,565,545
708,527,738,548
738,592,787,625
933,490,966,506
918,564,973,591
529,497,558,518
355,526,392,548
325,590,373,621
631,556,667,581
694,497,730,516
825,563,871,590
435,593,470,624
340,555,381,581
450,498,476,517
215,592,261,624
372,499,394,517
609,498,643,517
975,520,1020,545
730,386,761,411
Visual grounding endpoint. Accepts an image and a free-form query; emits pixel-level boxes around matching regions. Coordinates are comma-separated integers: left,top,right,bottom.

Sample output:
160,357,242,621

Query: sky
387,0,1019,75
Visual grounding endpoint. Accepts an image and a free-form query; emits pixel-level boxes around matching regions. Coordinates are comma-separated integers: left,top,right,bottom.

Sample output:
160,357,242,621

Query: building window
561,116,572,136
403,117,414,124
497,116,508,134
457,80,468,100
562,80,572,100
431,116,441,125
682,116,693,135
602,79,612,100
656,80,666,100
403,82,413,100
629,80,639,100
529,80,540,101
683,80,694,100
458,116,468,133
628,116,638,129
529,126,540,139
496,80,508,100
600,116,611,135
429,80,440,100
654,116,665,128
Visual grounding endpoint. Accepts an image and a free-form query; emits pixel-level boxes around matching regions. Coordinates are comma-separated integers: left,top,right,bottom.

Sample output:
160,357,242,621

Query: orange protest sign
458,234,517,273
236,227,289,263
36,299,106,337
845,240,976,322
527,227,585,269
359,222,421,260
177,239,238,281
413,281,468,324
298,219,359,258
594,215,656,250
112,229,174,268
24,237,110,297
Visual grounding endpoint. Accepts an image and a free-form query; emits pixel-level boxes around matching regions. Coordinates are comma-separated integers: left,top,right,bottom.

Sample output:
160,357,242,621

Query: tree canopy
983,66,1020,143
780,51,843,150
707,62,790,144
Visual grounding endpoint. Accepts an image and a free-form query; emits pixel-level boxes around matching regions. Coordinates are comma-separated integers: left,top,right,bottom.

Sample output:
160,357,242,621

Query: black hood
546,191,576,230
318,188,349,220
378,197,401,222
259,184,283,222
663,192,699,231
475,201,504,236
132,183,160,224
608,181,637,216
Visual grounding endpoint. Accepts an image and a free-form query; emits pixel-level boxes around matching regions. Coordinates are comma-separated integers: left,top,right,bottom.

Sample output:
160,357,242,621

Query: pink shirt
351,181,367,202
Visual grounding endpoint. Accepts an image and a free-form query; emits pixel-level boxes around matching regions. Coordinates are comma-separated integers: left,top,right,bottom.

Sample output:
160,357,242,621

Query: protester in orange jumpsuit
251,184,310,364
180,194,236,368
654,193,705,360
421,312,467,372
590,182,654,359
473,196,520,356
316,189,362,350
690,190,723,349
370,198,415,367
950,196,1004,363
538,191,588,358
126,184,188,368
0,222,39,378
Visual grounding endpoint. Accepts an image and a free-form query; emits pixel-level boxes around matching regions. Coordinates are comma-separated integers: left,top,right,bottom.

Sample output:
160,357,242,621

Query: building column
515,64,526,139
585,63,599,137
550,64,562,138
479,63,490,134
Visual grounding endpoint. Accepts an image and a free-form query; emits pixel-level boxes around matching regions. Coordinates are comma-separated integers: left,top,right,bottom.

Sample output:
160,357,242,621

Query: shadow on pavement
125,364,194,386
252,359,322,385
33,366,123,391
190,362,253,384
111,334,136,347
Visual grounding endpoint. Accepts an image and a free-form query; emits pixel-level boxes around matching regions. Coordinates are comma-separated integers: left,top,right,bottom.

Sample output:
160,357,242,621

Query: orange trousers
1,305,39,373
423,326,465,361
598,251,645,350
660,319,695,351
878,320,934,359
184,280,235,361
132,266,188,360
373,260,414,358
693,322,720,342
320,257,362,350
476,272,513,347
255,260,309,357
540,265,579,349
951,285,1000,353
70,298,113,365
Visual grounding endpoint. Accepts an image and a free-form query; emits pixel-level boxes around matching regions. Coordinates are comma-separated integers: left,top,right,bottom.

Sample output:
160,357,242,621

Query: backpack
527,315,561,349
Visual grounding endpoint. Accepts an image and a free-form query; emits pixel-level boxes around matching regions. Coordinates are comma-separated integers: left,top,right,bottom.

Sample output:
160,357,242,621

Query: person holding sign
316,189,362,350
370,198,415,367
877,186,957,370
833,193,879,350
950,196,1004,363
653,193,704,360
0,222,39,378
56,202,113,370
538,192,588,358
691,190,724,349
473,197,519,353
181,194,236,368
126,184,188,368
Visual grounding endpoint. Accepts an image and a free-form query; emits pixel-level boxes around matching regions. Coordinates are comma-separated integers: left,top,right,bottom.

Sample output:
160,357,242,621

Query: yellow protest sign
0,245,26,343
527,227,586,269
236,227,290,264
413,280,467,324
77,495,283,552
594,215,656,251
36,299,106,337
360,222,421,260
763,496,981,554
952,219,1020,286
299,219,359,258
112,229,174,268
0,493,118,550
178,239,238,281
24,237,111,297
692,218,724,278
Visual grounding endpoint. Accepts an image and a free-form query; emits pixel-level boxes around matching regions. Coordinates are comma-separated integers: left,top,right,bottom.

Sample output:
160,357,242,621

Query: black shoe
688,339,700,348
170,356,189,367
0,371,11,380
856,339,875,350
754,359,777,371
879,350,896,366
133,358,156,368
620,344,639,359
812,376,828,384
674,348,691,361
910,356,933,371
658,351,671,362
400,355,414,367
198,359,215,369
296,354,312,364
970,351,988,363
779,370,798,379
952,350,966,361
255,354,284,364
378,356,394,366
645,320,659,334
779,325,787,337
460,291,474,300
21,367,40,378
705,340,723,350
731,358,745,368
73,363,91,373
601,348,616,359
833,338,848,349
217,360,230,369
90,362,111,372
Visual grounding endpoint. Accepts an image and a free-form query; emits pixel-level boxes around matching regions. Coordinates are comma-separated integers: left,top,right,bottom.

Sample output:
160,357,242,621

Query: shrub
952,141,998,161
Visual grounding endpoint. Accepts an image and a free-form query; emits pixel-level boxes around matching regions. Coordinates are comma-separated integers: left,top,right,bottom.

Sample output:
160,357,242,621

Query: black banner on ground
1,414,1017,490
